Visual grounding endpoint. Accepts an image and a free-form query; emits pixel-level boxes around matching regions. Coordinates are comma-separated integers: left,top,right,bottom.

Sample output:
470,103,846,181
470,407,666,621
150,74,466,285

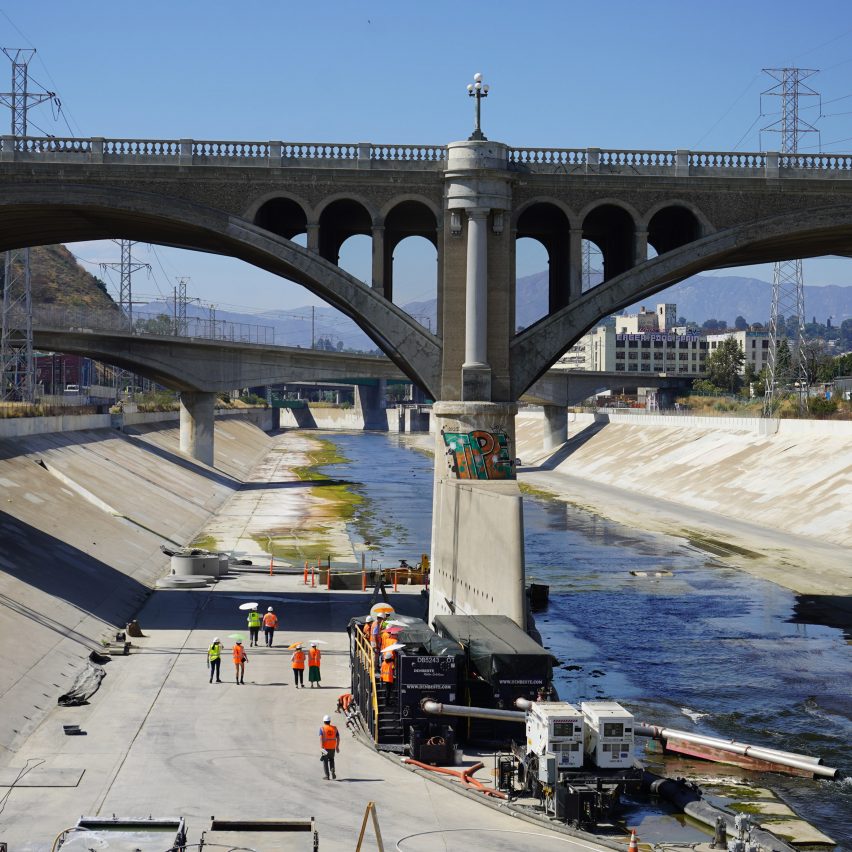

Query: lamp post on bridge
466,72,489,141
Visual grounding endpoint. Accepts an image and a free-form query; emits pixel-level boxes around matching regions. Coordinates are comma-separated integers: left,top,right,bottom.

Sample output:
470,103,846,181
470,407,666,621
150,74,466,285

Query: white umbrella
382,642,405,653
238,602,259,611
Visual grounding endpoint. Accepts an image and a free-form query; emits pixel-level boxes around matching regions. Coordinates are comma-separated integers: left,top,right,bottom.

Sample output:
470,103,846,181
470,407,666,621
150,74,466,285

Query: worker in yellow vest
207,637,222,684
319,714,340,780
308,642,322,688
247,607,262,647
291,643,306,688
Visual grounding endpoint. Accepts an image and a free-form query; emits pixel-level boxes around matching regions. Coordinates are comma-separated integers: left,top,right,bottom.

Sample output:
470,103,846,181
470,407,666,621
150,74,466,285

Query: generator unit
581,700,634,769
526,701,584,770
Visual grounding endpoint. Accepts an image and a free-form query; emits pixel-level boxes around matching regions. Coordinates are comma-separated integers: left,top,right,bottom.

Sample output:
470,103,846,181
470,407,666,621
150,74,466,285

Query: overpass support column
542,405,568,452
179,391,216,466
569,228,583,301
462,208,491,399
429,401,525,628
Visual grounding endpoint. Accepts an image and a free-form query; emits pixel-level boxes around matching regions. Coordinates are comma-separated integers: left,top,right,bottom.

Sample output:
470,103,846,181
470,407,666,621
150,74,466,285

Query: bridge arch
511,201,852,396
382,200,439,310
515,201,573,316
0,183,441,396
645,202,709,256
579,199,640,283
317,196,375,265
251,195,309,240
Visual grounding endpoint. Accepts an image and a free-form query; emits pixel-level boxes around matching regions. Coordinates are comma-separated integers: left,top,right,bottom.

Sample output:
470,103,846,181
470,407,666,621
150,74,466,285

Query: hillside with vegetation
10,244,117,311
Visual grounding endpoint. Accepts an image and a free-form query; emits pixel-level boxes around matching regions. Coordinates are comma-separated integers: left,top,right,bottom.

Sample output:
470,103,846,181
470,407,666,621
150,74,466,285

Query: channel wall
516,410,852,549
0,411,273,761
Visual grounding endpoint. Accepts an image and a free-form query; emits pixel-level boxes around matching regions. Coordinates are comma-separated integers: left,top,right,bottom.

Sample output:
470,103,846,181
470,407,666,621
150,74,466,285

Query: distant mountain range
514,272,851,330
32,244,852,349
141,272,852,350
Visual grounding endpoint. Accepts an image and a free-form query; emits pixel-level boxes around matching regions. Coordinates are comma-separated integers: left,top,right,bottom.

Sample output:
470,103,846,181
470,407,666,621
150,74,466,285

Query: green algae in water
255,438,365,562
519,482,561,501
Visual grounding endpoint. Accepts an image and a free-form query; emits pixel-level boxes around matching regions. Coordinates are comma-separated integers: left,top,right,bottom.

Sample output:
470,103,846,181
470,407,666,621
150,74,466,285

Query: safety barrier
352,626,380,743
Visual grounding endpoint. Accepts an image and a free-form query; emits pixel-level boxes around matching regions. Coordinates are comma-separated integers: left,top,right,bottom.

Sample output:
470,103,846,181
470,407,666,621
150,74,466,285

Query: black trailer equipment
348,616,464,760
432,614,553,743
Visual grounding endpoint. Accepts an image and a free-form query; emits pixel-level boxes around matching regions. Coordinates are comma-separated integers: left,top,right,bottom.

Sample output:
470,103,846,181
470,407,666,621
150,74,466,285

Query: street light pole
466,72,490,141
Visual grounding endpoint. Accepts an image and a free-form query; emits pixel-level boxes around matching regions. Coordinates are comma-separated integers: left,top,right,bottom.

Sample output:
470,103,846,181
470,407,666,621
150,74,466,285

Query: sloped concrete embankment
516,411,852,549
0,415,272,762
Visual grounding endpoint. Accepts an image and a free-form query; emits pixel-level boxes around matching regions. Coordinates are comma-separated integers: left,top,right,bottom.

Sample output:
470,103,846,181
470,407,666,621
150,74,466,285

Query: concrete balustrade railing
3,135,852,178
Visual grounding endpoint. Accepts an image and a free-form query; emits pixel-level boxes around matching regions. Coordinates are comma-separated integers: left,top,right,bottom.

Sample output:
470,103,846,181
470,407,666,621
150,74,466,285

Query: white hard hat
323,714,331,723
212,637,219,642
366,615,374,622
311,641,317,647
236,639,243,644
267,606,273,612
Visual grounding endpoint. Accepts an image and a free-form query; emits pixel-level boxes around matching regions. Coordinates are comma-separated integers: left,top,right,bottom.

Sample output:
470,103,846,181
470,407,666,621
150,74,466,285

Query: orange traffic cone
627,828,639,852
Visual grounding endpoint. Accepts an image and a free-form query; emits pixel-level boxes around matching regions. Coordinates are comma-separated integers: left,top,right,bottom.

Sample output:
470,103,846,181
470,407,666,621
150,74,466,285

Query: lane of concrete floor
1,571,612,851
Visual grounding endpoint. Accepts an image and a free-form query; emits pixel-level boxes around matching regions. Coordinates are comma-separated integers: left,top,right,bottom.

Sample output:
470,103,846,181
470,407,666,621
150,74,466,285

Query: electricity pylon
0,48,54,402
761,67,819,417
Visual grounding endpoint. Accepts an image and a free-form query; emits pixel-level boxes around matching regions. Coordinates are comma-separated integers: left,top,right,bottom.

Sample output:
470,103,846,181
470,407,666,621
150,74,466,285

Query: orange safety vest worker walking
232,641,247,685
262,607,279,647
380,651,395,701
291,644,306,689
308,642,322,688
319,714,340,780
362,616,374,642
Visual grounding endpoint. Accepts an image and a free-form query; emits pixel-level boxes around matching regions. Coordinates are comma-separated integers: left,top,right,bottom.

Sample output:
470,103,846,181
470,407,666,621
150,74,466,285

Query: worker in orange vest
307,642,322,688
232,640,247,685
362,616,374,644
291,643,306,688
319,714,340,780
262,607,279,647
380,650,395,700
336,692,353,713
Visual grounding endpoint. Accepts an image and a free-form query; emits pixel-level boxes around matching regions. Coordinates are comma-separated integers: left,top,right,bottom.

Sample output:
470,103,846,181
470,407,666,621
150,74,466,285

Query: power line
762,67,814,418
0,47,54,403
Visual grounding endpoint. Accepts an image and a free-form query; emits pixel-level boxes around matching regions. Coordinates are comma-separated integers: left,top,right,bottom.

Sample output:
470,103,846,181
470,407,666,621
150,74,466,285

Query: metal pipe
421,699,526,723
636,723,838,779
514,697,533,711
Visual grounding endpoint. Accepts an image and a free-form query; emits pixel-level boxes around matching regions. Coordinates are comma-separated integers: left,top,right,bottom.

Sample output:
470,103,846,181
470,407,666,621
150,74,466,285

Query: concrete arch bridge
4,134,852,624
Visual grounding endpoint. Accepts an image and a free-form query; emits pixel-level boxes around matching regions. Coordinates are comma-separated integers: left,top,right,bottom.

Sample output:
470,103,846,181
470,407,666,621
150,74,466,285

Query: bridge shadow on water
790,594,852,641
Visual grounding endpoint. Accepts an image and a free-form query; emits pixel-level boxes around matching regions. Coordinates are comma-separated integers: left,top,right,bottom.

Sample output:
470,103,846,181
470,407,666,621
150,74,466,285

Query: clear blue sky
2,0,852,314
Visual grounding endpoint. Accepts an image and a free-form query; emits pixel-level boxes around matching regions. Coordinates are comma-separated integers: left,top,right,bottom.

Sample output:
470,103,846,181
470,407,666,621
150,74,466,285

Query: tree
706,336,744,393
734,315,748,331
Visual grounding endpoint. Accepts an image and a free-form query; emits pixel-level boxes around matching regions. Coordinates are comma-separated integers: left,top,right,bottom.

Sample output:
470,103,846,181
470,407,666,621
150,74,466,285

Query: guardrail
3,136,852,177
27,306,277,345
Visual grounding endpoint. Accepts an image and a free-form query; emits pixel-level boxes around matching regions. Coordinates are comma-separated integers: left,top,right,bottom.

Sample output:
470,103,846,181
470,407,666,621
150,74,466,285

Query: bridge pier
542,404,568,451
355,381,388,430
179,391,215,466
428,401,526,629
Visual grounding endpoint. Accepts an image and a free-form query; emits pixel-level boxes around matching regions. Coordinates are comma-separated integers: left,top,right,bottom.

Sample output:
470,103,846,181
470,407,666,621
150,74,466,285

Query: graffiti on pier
442,429,514,480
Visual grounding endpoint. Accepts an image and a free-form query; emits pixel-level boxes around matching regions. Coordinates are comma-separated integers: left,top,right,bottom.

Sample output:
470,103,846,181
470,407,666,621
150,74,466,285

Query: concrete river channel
311,431,851,850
